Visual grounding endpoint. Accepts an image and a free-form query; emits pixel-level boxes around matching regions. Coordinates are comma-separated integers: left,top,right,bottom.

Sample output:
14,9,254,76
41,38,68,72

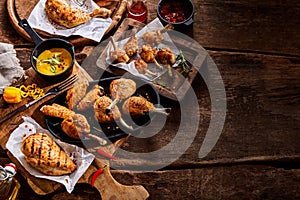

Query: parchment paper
6,117,95,193
28,0,112,42
105,18,180,81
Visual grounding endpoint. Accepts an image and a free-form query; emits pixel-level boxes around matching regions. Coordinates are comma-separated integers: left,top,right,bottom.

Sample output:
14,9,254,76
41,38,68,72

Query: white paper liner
28,0,112,42
6,116,95,193
105,18,180,81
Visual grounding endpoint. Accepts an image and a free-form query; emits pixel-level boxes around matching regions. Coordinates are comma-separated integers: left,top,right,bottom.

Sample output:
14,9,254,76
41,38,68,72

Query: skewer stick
154,58,163,70
167,64,173,77
86,134,107,146
152,107,171,115
106,97,119,114
119,117,133,131
110,36,119,51
145,69,157,76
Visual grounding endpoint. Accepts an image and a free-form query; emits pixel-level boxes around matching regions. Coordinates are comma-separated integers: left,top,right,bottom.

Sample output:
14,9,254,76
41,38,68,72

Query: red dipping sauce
127,1,148,23
159,1,191,23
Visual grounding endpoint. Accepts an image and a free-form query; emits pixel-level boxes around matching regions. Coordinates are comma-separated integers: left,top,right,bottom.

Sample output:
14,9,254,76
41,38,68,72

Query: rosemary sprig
175,50,192,75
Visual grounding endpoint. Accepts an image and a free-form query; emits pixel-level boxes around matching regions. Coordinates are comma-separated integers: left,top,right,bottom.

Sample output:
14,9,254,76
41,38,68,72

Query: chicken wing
61,113,90,139
66,81,89,110
45,0,112,28
77,85,104,111
40,103,75,118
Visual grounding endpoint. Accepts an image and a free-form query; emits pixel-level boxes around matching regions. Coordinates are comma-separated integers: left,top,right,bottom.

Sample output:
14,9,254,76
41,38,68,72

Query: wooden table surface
1,0,300,199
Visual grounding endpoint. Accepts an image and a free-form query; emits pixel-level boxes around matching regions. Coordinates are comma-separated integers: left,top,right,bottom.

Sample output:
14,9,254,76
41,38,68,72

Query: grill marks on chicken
45,0,112,28
106,78,136,112
122,96,170,117
21,133,77,176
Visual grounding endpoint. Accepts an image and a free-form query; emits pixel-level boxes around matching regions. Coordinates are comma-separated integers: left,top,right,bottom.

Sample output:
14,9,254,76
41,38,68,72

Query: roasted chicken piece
142,29,164,46
66,81,89,110
61,114,90,139
21,133,77,176
77,85,104,111
45,0,112,28
41,103,107,145
142,24,173,46
123,29,138,57
109,37,130,64
157,47,176,76
106,78,136,112
94,96,132,130
139,44,162,69
40,103,75,118
122,96,170,118
134,58,157,76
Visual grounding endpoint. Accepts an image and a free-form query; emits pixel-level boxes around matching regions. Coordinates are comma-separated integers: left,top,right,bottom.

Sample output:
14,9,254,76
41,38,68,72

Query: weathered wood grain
1,0,300,199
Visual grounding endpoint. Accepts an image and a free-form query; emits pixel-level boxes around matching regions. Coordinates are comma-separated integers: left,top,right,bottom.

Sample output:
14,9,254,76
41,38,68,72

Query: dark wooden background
0,0,300,199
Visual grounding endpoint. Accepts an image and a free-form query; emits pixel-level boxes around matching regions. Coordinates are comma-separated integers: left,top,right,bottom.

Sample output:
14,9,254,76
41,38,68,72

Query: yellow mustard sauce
35,48,72,75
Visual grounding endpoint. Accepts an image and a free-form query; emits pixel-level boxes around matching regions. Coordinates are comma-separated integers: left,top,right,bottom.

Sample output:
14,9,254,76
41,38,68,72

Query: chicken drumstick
109,37,130,64
40,103,107,145
122,96,171,118
157,47,176,76
134,58,157,76
94,96,133,130
123,29,138,57
106,78,136,112
139,44,163,69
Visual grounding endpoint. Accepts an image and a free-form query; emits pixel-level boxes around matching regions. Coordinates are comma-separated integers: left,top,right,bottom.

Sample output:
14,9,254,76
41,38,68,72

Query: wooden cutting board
7,0,129,46
0,62,149,199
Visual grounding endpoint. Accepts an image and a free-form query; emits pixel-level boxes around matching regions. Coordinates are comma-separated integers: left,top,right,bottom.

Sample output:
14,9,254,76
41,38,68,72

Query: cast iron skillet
18,19,75,82
45,76,161,146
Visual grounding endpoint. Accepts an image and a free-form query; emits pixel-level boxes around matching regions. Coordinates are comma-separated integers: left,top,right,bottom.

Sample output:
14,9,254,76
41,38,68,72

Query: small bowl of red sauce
157,0,194,30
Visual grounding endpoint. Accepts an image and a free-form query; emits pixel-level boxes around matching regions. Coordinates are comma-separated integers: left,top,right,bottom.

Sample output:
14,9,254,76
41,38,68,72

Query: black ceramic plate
45,76,160,145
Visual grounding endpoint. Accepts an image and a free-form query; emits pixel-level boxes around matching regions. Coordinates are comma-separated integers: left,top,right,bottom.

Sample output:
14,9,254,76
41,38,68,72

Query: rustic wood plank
111,51,300,168
14,165,300,200
3,0,300,56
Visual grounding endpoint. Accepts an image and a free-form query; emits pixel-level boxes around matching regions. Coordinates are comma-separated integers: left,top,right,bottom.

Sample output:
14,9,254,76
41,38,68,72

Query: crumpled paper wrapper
28,0,112,42
0,42,26,94
6,117,95,193
105,18,180,81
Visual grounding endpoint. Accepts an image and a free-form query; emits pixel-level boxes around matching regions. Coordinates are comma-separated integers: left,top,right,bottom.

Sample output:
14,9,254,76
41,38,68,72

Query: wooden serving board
0,62,149,199
95,18,205,101
7,0,129,46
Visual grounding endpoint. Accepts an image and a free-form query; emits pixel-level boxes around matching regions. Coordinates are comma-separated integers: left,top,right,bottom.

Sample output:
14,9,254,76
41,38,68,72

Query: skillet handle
18,19,43,46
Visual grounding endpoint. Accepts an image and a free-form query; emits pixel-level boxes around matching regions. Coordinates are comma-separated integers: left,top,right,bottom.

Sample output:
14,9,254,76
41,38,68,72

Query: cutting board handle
79,160,149,200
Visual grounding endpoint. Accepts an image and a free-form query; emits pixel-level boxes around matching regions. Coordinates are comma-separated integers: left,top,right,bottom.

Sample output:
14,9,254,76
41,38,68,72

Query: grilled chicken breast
21,133,77,176
45,0,112,28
